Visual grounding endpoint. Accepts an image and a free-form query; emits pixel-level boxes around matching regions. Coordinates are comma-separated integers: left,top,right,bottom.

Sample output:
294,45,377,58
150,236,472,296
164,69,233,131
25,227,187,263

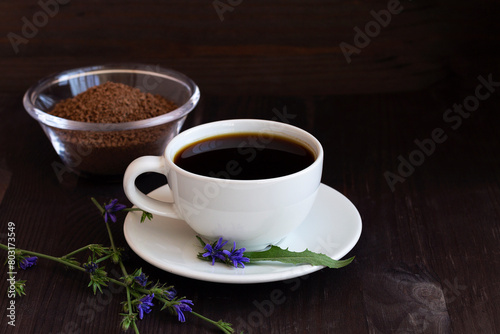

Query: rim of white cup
165,119,324,183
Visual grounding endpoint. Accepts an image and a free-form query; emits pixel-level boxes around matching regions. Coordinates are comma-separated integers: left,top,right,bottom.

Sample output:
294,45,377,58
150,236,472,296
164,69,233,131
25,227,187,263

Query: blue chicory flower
164,288,177,301
104,199,127,223
174,299,193,322
83,261,98,274
137,294,154,320
19,256,38,270
202,237,228,265
222,242,250,268
134,272,148,287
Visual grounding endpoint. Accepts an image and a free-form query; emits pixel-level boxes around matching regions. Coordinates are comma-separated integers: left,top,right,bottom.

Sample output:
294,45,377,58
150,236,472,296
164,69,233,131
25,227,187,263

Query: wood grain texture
1,83,500,333
1,0,499,95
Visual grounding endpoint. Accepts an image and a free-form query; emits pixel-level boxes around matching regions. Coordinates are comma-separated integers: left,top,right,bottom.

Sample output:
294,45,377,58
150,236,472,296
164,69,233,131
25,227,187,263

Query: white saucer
123,183,362,284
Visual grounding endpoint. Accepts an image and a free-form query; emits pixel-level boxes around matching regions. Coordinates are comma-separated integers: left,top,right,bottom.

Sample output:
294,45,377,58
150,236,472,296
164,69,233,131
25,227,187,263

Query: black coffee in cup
174,132,315,180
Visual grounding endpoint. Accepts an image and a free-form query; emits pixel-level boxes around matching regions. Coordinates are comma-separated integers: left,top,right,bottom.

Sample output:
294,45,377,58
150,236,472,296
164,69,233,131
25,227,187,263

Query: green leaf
87,267,109,295
140,211,153,223
89,244,113,257
196,236,207,248
14,280,27,296
120,313,136,331
244,246,354,269
122,208,153,223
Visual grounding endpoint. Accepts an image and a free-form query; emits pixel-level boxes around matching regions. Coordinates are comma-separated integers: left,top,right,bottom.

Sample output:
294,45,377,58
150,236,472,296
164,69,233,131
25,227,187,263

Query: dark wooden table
2,83,500,334
1,1,500,333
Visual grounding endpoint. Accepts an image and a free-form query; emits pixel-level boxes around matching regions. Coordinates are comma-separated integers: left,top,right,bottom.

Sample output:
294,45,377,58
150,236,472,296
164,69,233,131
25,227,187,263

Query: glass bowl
23,64,200,181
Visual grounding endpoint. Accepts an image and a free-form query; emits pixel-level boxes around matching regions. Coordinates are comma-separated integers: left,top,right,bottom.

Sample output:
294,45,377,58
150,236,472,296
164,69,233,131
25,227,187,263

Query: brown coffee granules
48,82,183,179
50,81,178,122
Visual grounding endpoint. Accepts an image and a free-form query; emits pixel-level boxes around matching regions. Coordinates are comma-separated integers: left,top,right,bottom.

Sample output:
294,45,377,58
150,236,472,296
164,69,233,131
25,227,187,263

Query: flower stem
95,254,113,264
191,312,234,334
126,286,140,334
0,243,85,272
62,244,98,259
104,221,129,278
103,217,141,334
1,243,130,291
91,197,105,214
132,321,140,334
123,208,143,212
105,222,117,252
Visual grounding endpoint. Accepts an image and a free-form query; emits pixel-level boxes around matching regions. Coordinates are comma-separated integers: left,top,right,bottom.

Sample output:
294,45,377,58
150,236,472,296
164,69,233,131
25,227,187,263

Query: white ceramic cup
123,119,323,251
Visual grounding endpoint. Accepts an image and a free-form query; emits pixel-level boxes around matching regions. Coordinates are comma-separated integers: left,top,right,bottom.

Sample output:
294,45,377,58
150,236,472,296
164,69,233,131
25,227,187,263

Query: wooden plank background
1,0,499,95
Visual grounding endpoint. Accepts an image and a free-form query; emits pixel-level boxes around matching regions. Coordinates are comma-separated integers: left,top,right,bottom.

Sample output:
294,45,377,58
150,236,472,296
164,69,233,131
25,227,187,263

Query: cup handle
123,156,182,219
